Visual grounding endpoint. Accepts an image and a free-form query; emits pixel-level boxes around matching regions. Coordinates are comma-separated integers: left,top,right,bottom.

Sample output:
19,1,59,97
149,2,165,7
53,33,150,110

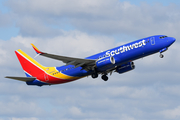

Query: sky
0,0,180,120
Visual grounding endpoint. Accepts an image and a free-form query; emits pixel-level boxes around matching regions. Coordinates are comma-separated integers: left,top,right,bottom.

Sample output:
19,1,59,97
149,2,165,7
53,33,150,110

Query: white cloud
161,85,180,96
120,114,135,120
1,0,180,120
160,106,180,119
0,30,114,69
69,106,83,116
5,0,180,39
11,118,39,120
1,30,179,120
0,96,45,117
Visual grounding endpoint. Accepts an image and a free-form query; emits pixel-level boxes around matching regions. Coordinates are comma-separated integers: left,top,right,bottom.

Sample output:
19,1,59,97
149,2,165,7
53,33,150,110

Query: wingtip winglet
31,43,43,54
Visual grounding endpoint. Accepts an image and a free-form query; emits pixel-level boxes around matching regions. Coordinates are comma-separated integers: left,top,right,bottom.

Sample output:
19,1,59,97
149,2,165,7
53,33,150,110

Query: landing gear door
150,37,155,45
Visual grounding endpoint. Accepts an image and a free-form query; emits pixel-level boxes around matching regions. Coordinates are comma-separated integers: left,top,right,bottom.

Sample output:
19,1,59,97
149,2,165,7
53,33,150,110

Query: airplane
5,35,176,86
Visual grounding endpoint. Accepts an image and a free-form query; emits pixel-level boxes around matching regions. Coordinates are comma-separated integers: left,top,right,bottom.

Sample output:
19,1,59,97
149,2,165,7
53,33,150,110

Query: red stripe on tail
15,50,45,80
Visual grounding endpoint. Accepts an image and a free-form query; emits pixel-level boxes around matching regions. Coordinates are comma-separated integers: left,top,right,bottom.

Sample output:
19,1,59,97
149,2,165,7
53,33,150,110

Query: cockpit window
159,36,168,39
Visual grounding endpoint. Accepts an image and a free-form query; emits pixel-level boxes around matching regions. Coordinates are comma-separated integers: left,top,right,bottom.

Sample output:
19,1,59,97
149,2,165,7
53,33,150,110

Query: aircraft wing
31,44,96,70
5,76,36,82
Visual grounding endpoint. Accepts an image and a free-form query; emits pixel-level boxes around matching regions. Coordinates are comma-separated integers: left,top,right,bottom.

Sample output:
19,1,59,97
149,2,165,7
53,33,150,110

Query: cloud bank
0,0,180,120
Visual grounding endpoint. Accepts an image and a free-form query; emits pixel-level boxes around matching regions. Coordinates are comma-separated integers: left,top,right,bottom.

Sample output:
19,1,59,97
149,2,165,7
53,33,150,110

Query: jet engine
116,62,135,74
96,56,115,70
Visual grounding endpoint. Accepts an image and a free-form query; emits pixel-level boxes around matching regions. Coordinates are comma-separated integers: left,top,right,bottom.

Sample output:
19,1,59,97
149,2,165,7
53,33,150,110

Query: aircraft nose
169,37,176,45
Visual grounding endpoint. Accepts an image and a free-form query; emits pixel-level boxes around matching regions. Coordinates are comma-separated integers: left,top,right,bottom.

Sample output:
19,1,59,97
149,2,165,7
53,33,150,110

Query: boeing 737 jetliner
5,35,176,86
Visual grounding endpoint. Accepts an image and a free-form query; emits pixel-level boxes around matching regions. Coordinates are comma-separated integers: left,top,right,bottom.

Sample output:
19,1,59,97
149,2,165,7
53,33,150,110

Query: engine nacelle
96,56,115,70
116,62,135,74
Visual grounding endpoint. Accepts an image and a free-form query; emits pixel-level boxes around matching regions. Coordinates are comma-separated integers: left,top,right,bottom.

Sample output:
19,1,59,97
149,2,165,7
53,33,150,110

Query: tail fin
15,49,46,77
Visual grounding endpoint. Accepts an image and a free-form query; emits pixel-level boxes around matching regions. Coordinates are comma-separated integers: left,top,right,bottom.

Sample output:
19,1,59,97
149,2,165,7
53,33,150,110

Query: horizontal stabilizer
5,76,36,82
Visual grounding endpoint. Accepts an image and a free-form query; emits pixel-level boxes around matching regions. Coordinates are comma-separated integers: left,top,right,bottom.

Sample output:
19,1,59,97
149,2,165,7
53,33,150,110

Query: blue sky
0,0,180,120
0,0,9,13
0,0,19,40
0,0,180,40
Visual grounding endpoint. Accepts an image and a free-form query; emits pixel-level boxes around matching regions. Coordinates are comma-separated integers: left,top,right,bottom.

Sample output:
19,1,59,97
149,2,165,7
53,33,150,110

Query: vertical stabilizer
15,49,46,78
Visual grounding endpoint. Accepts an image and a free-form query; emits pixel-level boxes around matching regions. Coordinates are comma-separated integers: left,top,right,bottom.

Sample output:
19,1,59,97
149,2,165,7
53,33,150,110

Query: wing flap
41,52,95,64
5,76,36,82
